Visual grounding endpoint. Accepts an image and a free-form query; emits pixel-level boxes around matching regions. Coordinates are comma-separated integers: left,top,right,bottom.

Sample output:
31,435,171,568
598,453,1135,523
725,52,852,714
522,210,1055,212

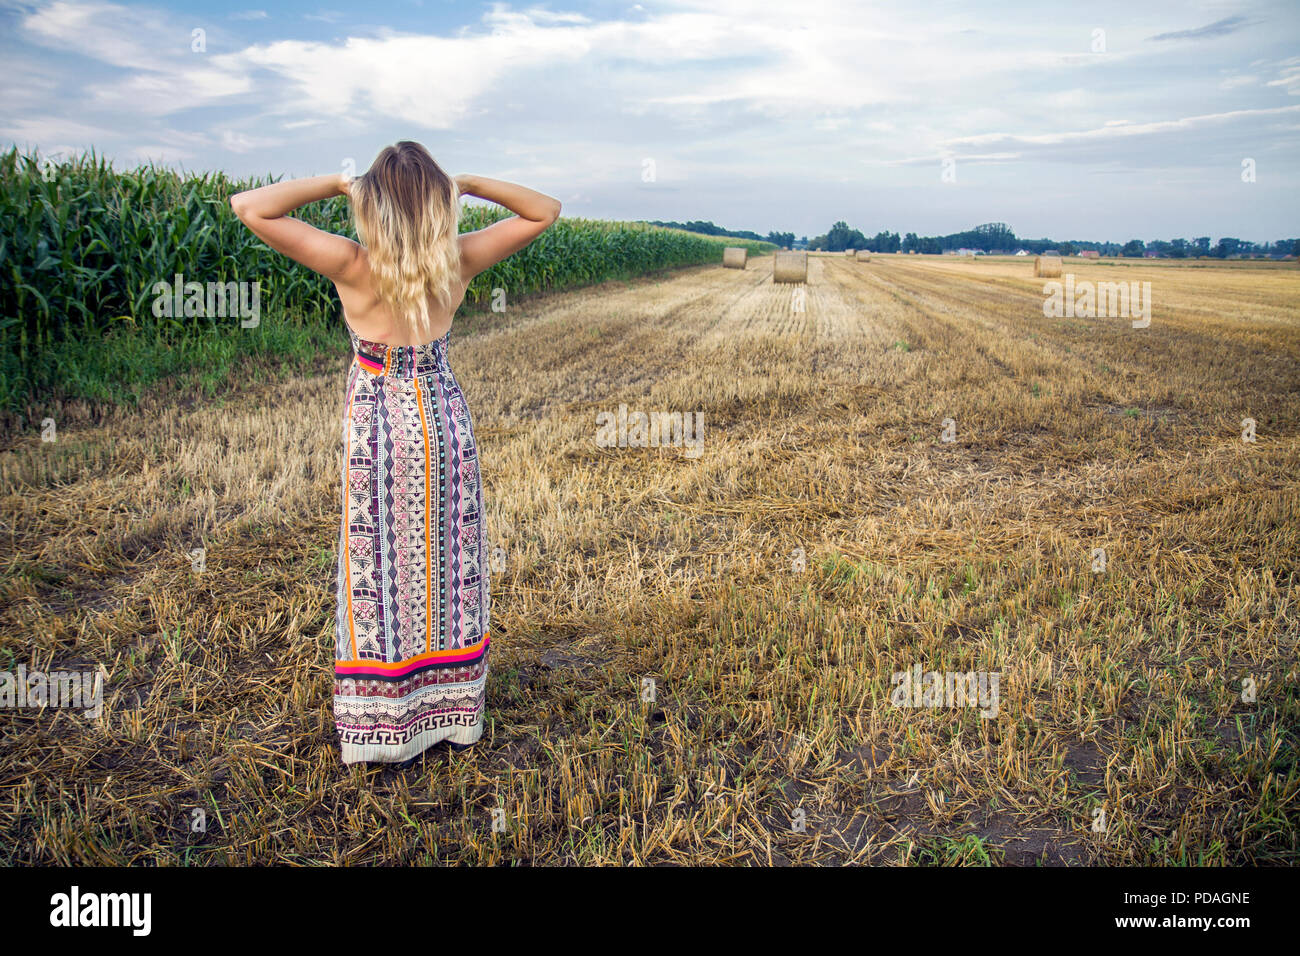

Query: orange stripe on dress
414,378,434,654
335,633,489,675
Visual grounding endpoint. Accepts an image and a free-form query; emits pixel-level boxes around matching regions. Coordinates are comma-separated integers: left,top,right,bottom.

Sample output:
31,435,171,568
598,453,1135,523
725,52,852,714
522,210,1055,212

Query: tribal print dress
333,325,490,764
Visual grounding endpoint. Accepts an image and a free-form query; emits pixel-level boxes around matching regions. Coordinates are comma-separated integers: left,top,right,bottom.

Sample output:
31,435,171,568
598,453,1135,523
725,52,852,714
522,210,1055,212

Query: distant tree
825,220,868,252
1193,236,1211,256
1058,241,1077,256
1168,238,1188,259
1121,239,1145,257
903,232,920,253
826,220,850,251
869,230,900,253
1211,237,1241,258
969,222,1016,251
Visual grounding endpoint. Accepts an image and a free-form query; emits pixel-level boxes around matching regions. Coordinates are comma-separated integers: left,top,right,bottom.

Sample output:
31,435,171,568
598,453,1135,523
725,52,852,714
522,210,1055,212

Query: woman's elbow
547,199,562,223
229,192,251,220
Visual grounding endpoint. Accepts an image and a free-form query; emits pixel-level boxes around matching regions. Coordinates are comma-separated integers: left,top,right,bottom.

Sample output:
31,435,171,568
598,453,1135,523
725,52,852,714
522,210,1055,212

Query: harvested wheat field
1,253,1297,865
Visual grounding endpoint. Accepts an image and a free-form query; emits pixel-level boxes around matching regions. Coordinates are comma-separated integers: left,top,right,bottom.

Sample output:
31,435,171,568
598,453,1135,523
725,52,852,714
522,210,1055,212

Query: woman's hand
338,173,353,198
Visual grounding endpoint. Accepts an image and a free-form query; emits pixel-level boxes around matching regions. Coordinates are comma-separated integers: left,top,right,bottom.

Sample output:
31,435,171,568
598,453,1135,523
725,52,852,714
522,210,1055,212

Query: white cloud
18,1,254,114
220,128,280,152
0,115,117,147
946,105,1300,149
1264,56,1300,95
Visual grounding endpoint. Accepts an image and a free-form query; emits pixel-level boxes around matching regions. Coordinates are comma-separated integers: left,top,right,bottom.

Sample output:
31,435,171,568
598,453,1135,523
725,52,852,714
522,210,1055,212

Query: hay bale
1034,255,1063,277
722,246,747,269
855,250,871,262
844,248,854,256
773,250,807,283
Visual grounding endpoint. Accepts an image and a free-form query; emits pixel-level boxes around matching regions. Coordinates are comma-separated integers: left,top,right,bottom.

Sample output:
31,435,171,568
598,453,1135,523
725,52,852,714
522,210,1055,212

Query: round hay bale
773,250,807,283
844,248,854,256
1034,255,1063,277
722,246,747,269
855,250,871,262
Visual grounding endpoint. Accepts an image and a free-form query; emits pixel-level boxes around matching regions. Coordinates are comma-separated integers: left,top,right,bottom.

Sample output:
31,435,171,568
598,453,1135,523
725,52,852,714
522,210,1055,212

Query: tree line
645,219,794,250
806,221,1298,258
654,218,1298,258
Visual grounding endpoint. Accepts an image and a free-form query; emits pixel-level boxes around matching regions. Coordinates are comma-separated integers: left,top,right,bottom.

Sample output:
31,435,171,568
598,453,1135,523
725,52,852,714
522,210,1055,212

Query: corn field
0,148,774,417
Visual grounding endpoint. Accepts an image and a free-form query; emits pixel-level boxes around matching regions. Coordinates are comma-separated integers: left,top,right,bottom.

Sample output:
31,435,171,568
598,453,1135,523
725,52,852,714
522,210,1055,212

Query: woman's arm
230,174,362,282
457,174,561,223
456,174,562,280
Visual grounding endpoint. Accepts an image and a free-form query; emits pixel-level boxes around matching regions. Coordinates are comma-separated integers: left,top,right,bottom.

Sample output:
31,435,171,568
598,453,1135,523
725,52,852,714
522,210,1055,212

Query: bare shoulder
334,240,370,289
457,230,484,284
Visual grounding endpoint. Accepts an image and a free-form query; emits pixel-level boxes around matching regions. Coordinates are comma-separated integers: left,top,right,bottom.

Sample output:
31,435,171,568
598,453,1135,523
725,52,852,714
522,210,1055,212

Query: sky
2,0,1298,243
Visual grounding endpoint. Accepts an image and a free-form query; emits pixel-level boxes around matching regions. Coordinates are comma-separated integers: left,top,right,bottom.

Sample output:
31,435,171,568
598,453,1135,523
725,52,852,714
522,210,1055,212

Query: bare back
334,237,471,347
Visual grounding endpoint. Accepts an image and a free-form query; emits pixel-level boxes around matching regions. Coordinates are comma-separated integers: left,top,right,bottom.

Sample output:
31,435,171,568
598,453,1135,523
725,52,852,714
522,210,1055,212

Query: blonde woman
231,141,561,766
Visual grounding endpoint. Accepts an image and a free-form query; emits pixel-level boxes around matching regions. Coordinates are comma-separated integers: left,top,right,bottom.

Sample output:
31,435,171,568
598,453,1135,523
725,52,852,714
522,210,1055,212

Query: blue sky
3,0,1298,242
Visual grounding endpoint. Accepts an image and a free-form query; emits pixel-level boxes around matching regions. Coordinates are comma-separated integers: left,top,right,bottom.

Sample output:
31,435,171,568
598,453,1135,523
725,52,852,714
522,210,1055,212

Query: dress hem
340,720,483,765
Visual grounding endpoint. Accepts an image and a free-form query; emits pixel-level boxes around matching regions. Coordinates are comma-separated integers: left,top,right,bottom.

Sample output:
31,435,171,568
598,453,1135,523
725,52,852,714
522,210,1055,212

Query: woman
230,141,561,765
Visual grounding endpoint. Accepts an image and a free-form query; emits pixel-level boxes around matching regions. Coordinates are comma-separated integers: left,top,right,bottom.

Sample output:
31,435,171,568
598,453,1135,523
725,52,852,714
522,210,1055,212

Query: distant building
1079,250,1100,258
1043,249,1060,256
1015,249,1029,256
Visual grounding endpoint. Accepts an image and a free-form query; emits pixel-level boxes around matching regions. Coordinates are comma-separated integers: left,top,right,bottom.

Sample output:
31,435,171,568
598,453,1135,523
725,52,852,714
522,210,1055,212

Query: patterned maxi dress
333,325,490,764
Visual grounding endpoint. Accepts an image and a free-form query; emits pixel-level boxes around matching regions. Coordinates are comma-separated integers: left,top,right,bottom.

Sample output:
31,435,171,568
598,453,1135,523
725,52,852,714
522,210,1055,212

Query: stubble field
2,252,1297,864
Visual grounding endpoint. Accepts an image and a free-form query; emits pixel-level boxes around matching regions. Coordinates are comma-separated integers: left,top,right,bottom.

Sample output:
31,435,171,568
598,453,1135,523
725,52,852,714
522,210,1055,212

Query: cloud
5,0,1141,133
220,128,280,152
0,116,118,149
1264,56,1300,95
1146,16,1251,43
869,151,1022,168
1220,74,1257,89
17,1,254,114
945,105,1300,151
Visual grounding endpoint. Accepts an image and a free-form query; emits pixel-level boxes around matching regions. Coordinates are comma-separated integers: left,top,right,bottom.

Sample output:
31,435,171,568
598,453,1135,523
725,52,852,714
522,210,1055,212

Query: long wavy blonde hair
348,141,461,342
